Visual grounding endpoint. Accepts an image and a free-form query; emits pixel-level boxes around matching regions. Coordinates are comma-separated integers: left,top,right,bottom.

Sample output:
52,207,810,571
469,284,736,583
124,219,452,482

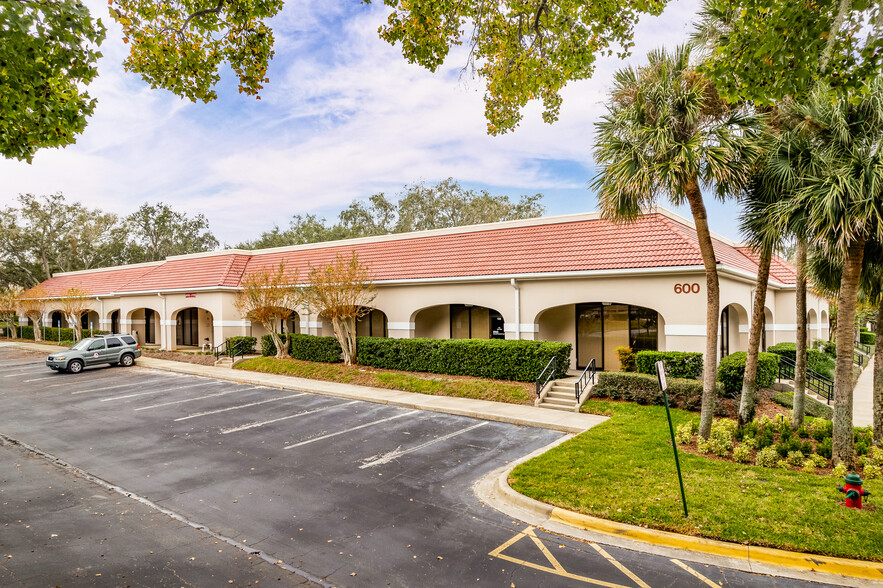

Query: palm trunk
832,237,864,468
685,180,720,440
792,239,808,429
738,247,772,426
873,303,883,446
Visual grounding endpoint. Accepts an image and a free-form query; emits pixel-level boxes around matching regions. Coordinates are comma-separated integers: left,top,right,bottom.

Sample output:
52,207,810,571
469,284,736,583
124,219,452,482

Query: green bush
716,352,780,396
356,337,571,382
591,371,725,408
615,346,636,372
635,351,703,379
767,342,836,378
261,334,344,363
812,339,836,357
860,331,876,345
226,336,257,354
11,325,107,341
772,392,834,420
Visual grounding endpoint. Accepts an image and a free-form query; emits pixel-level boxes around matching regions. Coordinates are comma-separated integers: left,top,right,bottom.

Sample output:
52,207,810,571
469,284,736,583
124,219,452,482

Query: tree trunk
738,247,772,426
684,180,720,440
67,314,81,341
30,314,43,342
792,239,808,429
832,238,864,468
874,303,883,445
332,316,357,365
263,321,289,359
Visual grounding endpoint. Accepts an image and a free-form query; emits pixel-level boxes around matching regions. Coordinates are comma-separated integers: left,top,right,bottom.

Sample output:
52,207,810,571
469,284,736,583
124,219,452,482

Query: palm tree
771,82,883,467
593,45,761,439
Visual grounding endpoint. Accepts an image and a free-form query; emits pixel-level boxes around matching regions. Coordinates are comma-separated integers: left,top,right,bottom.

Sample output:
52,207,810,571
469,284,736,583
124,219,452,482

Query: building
26,208,828,371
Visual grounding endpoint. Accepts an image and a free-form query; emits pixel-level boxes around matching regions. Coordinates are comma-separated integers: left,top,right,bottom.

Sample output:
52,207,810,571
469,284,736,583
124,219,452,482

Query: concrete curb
474,440,883,588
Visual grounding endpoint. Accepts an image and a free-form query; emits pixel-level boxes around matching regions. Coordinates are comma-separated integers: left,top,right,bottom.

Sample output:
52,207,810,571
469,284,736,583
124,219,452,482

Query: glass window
451,305,471,339
72,339,92,350
106,337,123,348
604,305,630,371
577,304,603,369
121,335,136,345
630,307,659,352
87,340,106,351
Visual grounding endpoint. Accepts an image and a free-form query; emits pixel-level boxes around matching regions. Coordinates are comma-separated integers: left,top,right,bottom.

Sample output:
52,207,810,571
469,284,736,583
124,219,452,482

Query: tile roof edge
52,261,164,277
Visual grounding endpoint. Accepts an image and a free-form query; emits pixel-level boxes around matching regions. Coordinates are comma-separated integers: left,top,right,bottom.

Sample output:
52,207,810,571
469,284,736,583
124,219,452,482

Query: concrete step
541,397,577,407
539,403,576,412
546,390,576,400
550,385,574,393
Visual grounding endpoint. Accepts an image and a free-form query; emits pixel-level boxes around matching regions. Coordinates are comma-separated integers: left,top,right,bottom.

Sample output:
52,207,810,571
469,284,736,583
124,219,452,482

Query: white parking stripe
175,393,306,421
283,410,418,449
220,401,359,434
22,376,61,383
100,382,223,402
358,421,488,468
134,386,264,411
3,369,48,377
70,377,193,395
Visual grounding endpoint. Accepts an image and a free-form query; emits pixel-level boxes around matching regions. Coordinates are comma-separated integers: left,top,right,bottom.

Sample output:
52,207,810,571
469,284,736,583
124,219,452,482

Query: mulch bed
142,350,217,366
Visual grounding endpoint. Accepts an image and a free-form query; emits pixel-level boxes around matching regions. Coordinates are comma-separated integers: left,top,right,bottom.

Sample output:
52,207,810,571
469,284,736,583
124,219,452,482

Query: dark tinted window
107,337,123,348
121,335,136,345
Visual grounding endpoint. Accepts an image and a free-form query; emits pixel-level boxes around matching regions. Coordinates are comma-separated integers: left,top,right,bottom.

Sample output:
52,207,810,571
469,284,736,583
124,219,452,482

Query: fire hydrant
837,472,871,509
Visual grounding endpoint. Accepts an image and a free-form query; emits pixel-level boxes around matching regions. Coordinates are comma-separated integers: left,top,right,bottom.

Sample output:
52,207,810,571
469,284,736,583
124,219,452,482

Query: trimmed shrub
733,444,752,463
590,371,725,407
772,392,833,420
860,331,876,345
226,336,257,354
615,346,636,372
635,351,703,379
261,334,344,363
767,342,835,378
716,352,780,396
755,446,778,468
356,337,571,382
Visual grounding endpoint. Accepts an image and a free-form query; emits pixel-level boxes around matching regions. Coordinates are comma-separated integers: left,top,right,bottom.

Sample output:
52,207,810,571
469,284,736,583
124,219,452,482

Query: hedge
261,333,343,363
635,351,703,380
772,392,833,420
767,342,836,379
11,325,107,341
356,337,571,382
813,339,836,357
860,331,876,345
590,371,725,409
716,351,780,396
226,336,257,354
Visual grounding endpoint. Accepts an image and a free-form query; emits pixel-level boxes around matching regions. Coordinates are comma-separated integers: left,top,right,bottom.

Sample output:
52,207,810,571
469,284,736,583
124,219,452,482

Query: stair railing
574,358,596,401
778,356,833,404
535,356,557,398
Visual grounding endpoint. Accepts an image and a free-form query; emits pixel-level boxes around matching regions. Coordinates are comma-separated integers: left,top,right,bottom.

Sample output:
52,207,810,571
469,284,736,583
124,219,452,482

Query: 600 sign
674,283,700,294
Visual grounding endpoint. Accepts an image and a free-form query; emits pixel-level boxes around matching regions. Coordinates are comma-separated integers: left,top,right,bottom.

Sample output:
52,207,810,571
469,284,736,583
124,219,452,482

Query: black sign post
656,360,688,518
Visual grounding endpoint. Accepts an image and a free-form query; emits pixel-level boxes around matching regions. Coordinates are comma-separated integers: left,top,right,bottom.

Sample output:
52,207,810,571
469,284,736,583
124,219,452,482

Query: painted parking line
70,377,198,395
220,400,360,434
359,421,489,468
488,527,646,588
22,376,62,383
100,381,226,402
134,386,264,411
175,393,306,421
3,369,49,377
670,559,722,588
590,543,650,588
283,410,418,449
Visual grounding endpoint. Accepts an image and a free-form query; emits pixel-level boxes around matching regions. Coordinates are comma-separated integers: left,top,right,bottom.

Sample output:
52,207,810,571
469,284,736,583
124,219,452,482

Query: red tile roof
736,247,798,284
31,211,799,297
26,264,160,298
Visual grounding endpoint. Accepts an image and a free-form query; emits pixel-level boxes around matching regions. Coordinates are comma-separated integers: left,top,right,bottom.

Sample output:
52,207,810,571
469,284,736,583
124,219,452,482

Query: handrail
535,356,557,398
854,351,865,367
214,339,247,360
574,358,596,401
856,341,871,355
778,356,833,404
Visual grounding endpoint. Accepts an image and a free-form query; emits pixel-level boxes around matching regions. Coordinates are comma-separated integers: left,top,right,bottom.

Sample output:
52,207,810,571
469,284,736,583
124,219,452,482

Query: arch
412,304,505,340
821,309,830,339
48,310,69,328
807,308,819,345
109,309,121,334
763,307,774,351
81,310,100,336
249,310,301,339
126,307,162,346
719,302,749,357
356,308,388,338
171,306,214,348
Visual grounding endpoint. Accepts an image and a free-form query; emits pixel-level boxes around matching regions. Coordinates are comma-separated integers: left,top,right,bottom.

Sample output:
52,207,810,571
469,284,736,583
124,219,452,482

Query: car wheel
120,353,135,367
67,360,84,374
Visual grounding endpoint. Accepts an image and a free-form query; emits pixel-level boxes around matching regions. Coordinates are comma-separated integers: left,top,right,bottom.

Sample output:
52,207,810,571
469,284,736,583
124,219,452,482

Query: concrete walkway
7,342,607,434
854,359,875,427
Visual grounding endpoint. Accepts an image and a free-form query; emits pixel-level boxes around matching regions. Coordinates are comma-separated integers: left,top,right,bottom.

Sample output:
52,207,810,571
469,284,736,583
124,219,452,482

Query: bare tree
59,287,92,341
233,262,302,359
304,253,376,365
17,287,46,342
0,287,21,338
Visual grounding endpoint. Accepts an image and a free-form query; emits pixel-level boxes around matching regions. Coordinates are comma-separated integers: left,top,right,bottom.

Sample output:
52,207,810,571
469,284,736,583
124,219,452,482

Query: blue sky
1,0,748,245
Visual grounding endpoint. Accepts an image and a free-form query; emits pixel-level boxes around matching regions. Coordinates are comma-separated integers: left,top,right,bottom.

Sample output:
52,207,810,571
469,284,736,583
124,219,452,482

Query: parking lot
0,346,833,587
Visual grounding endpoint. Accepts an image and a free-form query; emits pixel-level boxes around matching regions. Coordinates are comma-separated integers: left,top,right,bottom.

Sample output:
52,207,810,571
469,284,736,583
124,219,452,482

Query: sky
1,0,751,247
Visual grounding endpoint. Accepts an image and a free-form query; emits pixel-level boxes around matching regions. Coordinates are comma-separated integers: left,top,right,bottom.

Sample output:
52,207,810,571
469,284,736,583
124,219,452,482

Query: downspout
158,292,166,350
510,278,520,340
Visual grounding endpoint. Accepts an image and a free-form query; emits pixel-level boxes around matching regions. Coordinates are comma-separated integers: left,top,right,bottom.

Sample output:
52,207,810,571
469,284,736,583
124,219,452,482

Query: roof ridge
654,214,706,260
117,262,165,292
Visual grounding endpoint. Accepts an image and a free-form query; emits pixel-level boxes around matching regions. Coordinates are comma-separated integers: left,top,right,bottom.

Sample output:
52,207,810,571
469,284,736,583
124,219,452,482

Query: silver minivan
46,334,141,373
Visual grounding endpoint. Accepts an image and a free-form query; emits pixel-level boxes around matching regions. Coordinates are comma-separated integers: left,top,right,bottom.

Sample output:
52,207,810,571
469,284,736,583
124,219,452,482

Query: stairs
214,356,233,368
537,377,585,412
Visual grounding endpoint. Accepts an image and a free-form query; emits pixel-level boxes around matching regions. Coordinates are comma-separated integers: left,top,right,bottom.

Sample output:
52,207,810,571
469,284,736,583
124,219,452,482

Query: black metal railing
574,358,596,401
214,339,247,361
854,351,865,367
778,356,834,404
535,356,557,398
856,341,872,355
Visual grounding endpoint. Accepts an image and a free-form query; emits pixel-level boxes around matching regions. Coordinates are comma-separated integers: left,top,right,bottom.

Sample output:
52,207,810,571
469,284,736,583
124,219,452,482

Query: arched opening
110,310,120,334
81,310,100,335
413,304,504,340
356,308,388,337
720,303,749,358
821,310,829,340
807,308,819,345
49,311,69,328
128,308,160,346
574,303,660,370
763,307,774,351
174,307,214,348
250,310,301,339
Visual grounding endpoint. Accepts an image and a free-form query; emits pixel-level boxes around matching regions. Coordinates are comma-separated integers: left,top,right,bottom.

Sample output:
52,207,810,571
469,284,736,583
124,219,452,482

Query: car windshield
71,339,94,350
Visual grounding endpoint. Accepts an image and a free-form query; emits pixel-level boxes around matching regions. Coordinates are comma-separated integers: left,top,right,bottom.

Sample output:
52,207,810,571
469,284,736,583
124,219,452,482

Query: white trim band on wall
129,319,147,325
120,319,132,326
213,320,251,327
99,319,111,325
161,320,176,326
737,324,802,334
388,322,415,330
300,321,322,328
504,323,540,333
664,324,706,337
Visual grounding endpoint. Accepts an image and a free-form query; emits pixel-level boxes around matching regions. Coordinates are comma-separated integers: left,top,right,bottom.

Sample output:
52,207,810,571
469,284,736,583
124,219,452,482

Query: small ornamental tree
18,287,46,342
233,262,302,359
0,287,21,338
59,287,92,341
304,253,376,366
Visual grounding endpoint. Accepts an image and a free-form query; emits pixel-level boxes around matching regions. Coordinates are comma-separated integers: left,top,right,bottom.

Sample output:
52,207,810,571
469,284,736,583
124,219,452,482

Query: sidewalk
6,341,607,435
854,360,875,427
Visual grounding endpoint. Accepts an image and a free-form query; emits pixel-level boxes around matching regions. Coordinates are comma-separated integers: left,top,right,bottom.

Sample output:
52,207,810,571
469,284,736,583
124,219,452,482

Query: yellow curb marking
670,559,722,588
488,526,640,588
591,543,650,588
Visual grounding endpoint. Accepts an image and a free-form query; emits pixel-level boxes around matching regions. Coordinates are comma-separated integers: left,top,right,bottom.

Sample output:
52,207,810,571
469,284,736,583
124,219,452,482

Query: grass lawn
509,399,883,561
235,356,533,405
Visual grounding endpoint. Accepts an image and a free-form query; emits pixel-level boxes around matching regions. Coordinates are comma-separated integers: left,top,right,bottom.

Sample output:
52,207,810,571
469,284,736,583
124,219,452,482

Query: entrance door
176,308,199,347
577,304,603,369
111,310,120,334
576,303,658,370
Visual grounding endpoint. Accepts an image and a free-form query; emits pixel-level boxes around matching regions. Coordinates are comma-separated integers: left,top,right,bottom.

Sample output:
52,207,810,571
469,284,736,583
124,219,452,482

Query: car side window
107,337,123,348
121,336,136,345
88,340,106,351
